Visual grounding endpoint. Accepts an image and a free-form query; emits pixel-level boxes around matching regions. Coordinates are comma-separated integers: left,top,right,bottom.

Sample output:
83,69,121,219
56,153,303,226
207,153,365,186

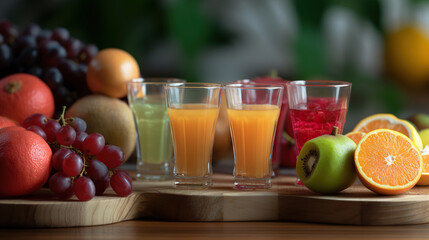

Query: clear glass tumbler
165,82,222,189
127,78,184,181
224,83,284,190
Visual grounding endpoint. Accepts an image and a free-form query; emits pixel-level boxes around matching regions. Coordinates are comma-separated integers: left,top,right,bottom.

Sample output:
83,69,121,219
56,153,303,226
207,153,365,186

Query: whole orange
0,116,16,129
86,48,140,98
0,126,52,197
0,74,55,125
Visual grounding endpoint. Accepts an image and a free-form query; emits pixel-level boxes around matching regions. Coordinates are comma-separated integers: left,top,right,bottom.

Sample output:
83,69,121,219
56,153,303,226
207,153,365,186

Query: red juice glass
286,80,352,157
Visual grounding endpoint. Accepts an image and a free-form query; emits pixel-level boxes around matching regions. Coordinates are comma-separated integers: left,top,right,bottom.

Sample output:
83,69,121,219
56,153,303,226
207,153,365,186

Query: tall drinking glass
286,80,352,162
224,83,284,190
127,78,184,181
165,83,222,189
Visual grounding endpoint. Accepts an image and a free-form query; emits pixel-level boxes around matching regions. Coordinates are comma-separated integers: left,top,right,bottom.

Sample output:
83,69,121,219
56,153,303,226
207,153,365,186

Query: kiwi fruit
296,126,357,194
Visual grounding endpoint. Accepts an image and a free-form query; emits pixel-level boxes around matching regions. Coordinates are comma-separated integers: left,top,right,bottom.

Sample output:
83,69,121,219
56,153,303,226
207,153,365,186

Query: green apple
296,127,357,194
408,113,429,130
419,128,429,147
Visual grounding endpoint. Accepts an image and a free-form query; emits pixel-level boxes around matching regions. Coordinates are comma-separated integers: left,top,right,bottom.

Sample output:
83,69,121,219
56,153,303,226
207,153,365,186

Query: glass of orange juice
224,83,284,190
165,82,222,189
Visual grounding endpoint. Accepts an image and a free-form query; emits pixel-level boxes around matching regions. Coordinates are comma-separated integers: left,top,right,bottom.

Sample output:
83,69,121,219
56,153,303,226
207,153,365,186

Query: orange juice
228,104,280,178
168,104,219,177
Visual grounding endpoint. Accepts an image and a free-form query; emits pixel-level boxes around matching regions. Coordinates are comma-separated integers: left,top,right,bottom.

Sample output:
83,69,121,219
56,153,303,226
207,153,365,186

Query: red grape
115,169,132,183
43,119,61,142
23,113,47,128
26,125,47,141
56,125,76,146
62,152,83,177
83,133,105,155
86,159,108,180
73,176,95,201
21,23,41,37
73,131,88,152
52,148,73,171
66,117,87,132
93,174,109,196
110,172,132,197
97,145,124,169
49,171,74,199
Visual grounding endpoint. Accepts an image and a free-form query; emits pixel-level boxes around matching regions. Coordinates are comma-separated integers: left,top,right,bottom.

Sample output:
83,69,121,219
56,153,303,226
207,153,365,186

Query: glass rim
127,77,185,85
286,80,351,87
166,82,222,89
224,83,284,90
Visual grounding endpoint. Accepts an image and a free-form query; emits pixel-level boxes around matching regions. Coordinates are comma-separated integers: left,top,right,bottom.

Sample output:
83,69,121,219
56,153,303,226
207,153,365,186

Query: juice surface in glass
168,104,219,177
290,97,347,152
228,104,280,179
130,99,173,164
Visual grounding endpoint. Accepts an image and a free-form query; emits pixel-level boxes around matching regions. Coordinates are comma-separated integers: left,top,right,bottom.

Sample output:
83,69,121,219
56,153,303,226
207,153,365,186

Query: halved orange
417,147,429,185
345,131,365,145
355,129,423,195
353,113,423,149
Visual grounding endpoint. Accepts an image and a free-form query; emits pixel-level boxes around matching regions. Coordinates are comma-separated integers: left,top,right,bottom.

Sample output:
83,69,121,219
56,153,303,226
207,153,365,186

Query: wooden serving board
2,173,429,227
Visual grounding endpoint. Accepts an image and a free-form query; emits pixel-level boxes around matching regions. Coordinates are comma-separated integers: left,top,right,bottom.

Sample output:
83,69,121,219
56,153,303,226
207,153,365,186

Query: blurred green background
2,0,429,131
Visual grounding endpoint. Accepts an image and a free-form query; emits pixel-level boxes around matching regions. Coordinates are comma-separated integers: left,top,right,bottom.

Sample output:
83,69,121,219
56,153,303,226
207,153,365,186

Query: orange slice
345,131,365,145
417,147,429,185
353,113,423,149
355,129,423,195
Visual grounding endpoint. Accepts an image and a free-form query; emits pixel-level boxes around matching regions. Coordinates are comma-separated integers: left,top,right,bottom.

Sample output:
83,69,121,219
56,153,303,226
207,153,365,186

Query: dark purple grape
39,40,66,68
62,152,83,177
52,148,73,171
0,20,18,45
44,67,64,90
110,173,132,197
13,35,36,56
0,44,12,68
79,44,98,64
66,117,87,132
73,176,95,201
57,58,78,85
64,38,82,59
86,159,109,180
21,23,42,37
56,125,76,146
36,30,52,45
18,47,38,67
26,66,43,78
72,131,88,152
97,145,125,169
0,34,4,44
51,27,70,45
49,171,74,199
83,133,105,155
93,174,109,196
26,125,47,140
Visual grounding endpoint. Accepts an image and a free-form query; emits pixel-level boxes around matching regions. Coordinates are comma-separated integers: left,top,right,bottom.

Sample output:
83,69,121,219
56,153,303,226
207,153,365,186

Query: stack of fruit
296,113,428,195
0,20,98,114
0,20,141,201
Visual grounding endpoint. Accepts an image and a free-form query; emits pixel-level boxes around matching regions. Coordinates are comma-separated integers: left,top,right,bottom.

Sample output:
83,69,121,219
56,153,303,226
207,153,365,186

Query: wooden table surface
2,220,429,239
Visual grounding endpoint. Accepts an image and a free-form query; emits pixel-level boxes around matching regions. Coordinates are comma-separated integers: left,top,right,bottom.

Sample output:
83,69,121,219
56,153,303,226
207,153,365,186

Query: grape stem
58,105,67,126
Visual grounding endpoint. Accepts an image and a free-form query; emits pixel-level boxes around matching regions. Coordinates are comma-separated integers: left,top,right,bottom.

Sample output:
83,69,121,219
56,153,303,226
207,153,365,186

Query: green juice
131,99,173,165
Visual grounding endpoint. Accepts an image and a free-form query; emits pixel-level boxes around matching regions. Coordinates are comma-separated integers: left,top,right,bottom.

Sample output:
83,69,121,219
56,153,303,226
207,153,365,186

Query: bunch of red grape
23,109,132,201
0,19,98,115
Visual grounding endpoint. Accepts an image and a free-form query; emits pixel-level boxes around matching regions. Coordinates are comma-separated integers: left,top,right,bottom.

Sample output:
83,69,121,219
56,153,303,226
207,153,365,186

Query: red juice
290,98,347,152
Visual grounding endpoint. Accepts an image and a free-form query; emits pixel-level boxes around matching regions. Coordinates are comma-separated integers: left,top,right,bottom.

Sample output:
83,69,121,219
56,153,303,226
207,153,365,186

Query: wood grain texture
2,173,429,227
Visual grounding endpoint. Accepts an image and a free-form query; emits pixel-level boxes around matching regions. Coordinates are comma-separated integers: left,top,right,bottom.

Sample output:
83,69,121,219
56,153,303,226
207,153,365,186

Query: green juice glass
127,78,184,181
